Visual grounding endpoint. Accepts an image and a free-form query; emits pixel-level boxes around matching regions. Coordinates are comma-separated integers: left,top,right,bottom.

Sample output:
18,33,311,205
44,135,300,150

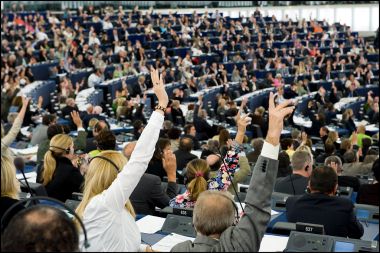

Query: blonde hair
76,150,135,219
327,131,338,143
186,159,210,202
42,134,73,186
88,118,99,129
1,155,20,199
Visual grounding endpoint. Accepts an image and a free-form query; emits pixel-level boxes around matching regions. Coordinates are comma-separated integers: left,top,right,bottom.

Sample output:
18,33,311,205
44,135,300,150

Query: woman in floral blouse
169,97,250,208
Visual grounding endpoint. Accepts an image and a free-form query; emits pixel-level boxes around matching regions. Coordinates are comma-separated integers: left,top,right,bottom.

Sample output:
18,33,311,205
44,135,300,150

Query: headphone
50,145,71,154
89,156,120,173
1,196,90,249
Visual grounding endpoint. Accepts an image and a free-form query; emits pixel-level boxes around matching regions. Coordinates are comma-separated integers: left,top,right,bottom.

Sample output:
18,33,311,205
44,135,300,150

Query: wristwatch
155,104,166,113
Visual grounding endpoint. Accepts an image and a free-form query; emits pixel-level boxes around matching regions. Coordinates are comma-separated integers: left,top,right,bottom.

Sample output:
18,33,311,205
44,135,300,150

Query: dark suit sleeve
347,205,364,239
74,130,87,151
149,176,176,209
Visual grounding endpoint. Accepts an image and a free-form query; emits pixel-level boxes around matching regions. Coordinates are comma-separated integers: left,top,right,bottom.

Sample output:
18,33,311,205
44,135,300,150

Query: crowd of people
1,3,379,252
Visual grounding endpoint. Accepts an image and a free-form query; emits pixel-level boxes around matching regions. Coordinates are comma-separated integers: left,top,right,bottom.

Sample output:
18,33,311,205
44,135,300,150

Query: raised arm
208,98,251,191
1,97,30,150
219,92,295,251
102,67,168,211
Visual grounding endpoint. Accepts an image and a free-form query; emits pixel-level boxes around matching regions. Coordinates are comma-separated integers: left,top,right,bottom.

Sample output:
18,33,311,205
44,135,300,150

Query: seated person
342,150,373,176
88,130,116,157
286,166,364,239
2,205,79,251
125,142,179,215
171,92,295,251
274,150,312,195
170,101,251,208
246,138,264,164
174,137,198,171
356,159,379,206
42,134,84,202
324,155,361,192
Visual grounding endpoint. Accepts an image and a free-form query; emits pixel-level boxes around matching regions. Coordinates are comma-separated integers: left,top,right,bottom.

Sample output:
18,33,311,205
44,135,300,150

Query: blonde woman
75,67,168,252
1,155,23,223
42,134,84,202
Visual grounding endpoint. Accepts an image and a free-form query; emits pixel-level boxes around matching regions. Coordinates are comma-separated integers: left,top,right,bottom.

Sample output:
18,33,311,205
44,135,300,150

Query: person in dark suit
246,138,264,164
171,91,295,252
286,166,364,239
356,159,379,206
183,124,201,150
146,138,171,180
125,142,179,215
193,98,215,141
84,120,109,153
274,150,312,195
174,137,198,171
324,155,361,192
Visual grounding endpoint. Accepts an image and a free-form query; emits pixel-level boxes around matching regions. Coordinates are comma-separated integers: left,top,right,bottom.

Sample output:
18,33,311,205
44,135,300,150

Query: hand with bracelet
150,66,169,115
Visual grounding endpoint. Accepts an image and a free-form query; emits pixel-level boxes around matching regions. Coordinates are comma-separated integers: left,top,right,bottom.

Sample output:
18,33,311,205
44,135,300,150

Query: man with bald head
127,141,179,215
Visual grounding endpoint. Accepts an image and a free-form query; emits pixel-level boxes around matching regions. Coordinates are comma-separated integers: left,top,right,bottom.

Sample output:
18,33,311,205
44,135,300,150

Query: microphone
14,157,34,197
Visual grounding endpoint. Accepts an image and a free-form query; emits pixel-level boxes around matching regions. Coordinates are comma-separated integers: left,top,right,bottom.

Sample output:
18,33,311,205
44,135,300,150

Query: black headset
89,156,120,173
1,196,90,249
50,145,71,154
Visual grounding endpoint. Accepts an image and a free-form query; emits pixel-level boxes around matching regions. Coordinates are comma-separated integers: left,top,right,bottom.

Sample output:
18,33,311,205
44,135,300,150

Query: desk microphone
14,157,34,197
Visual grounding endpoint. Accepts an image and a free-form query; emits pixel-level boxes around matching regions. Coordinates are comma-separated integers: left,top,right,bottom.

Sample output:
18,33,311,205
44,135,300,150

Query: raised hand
162,149,177,182
150,67,168,111
235,97,251,144
70,111,83,129
266,92,295,146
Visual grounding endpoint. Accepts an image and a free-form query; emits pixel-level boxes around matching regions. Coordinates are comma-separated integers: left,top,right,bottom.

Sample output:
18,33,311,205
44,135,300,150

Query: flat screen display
356,209,370,219
334,241,355,252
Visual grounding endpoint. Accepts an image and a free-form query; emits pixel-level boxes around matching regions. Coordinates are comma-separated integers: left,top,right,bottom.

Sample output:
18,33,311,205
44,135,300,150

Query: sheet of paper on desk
136,215,166,234
153,233,195,252
10,146,38,155
259,234,289,252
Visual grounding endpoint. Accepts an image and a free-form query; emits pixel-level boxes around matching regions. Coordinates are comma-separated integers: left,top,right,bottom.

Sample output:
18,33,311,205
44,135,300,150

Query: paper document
136,215,166,234
10,146,38,155
152,233,195,252
259,234,289,252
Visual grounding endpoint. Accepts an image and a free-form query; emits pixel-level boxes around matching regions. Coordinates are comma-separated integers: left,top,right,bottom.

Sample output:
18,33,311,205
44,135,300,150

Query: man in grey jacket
171,92,295,252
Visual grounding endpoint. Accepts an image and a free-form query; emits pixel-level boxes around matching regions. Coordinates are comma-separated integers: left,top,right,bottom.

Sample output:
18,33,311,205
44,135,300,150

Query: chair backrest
271,192,292,212
252,124,263,138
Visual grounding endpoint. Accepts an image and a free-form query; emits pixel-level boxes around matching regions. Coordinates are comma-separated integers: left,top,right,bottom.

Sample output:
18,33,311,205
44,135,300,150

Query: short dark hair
42,114,56,126
47,124,70,140
179,137,194,152
309,166,338,194
94,120,109,133
95,130,116,150
184,124,194,135
280,138,293,151
1,206,79,252
343,150,356,163
167,128,182,140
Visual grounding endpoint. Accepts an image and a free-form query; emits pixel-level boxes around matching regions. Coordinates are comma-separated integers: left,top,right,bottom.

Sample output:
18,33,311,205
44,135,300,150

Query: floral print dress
169,141,242,208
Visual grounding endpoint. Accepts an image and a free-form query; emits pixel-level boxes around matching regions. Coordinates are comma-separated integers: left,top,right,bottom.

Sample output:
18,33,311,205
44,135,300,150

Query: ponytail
42,150,56,185
187,174,208,201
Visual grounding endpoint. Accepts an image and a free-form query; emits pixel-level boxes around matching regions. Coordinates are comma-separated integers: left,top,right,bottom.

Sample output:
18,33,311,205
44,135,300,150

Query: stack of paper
152,233,195,252
136,215,166,234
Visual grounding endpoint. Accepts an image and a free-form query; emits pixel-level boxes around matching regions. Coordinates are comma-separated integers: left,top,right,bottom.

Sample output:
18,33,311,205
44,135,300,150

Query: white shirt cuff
261,141,280,160
77,127,85,132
